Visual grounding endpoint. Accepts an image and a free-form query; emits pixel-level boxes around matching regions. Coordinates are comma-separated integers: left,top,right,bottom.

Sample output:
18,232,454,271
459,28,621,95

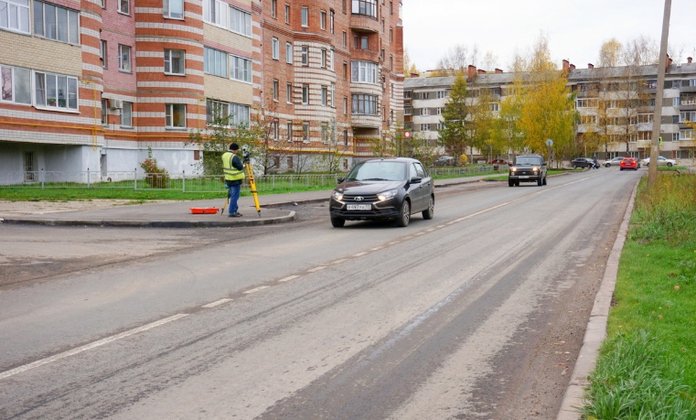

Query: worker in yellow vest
221,143,245,217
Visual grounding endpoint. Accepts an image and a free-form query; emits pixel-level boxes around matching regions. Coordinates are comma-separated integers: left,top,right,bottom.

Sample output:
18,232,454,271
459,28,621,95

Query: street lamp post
649,0,672,188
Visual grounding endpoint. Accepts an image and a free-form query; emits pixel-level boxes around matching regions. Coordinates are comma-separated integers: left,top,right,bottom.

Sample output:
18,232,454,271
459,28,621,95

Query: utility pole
648,0,671,187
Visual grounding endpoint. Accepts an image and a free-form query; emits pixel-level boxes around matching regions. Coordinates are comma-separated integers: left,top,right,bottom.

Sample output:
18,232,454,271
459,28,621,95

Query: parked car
619,157,639,171
604,156,626,167
329,158,435,228
508,154,547,187
434,155,455,166
640,156,676,167
571,157,598,169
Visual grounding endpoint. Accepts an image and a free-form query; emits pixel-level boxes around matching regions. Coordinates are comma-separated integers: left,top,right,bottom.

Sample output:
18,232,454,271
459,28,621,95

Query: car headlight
510,166,517,172
378,189,398,201
332,191,343,201
532,166,539,172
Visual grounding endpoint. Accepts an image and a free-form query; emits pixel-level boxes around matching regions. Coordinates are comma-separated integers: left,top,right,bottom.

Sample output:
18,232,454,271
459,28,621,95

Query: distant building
404,59,696,160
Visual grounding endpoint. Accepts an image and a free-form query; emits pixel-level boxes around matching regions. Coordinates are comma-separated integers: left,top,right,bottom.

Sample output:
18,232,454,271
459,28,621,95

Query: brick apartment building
0,0,403,183
405,59,696,162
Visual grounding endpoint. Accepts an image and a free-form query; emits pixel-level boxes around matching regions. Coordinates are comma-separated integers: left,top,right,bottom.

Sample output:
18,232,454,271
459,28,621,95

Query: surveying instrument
221,145,261,217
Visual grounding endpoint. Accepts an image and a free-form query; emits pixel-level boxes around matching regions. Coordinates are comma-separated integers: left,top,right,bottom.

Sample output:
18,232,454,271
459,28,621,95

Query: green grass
583,173,696,418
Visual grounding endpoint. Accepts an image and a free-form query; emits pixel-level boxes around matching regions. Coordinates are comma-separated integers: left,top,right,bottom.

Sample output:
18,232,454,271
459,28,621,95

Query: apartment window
343,96,347,114
286,82,292,103
206,99,250,126
270,0,277,18
33,0,80,44
121,101,133,127
321,122,329,142
352,0,376,18
101,97,108,124
342,31,347,47
284,3,290,23
329,10,334,33
343,129,348,146
204,47,227,77
321,49,327,68
302,83,309,104
389,28,393,42
343,62,348,80
99,40,108,68
285,42,293,64
34,71,78,110
319,10,326,29
1,0,30,33
301,45,309,66
328,49,334,70
302,121,309,141
118,44,132,72
163,0,184,18
330,83,335,107
272,79,279,101
0,65,31,104
352,94,378,115
230,7,252,35
164,49,185,75
271,37,279,60
118,0,129,14
230,55,251,82
165,103,186,128
354,34,369,50
286,121,293,141
321,85,328,106
300,6,308,26
342,0,346,13
272,119,282,141
351,61,378,84
287,156,294,169
680,111,696,123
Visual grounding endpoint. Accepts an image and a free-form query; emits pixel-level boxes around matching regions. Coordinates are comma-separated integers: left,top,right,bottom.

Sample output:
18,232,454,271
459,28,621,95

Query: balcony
351,113,381,128
351,48,380,62
350,14,380,33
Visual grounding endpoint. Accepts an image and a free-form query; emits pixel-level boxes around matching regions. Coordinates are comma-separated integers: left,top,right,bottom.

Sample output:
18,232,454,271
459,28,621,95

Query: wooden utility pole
648,0,671,187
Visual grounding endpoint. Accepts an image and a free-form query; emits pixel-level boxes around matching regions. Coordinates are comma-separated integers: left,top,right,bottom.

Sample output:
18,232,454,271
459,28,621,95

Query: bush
139,151,170,189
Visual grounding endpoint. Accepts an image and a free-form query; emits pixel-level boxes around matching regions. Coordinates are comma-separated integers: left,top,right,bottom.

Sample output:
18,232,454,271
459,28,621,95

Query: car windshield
346,161,407,181
515,157,542,165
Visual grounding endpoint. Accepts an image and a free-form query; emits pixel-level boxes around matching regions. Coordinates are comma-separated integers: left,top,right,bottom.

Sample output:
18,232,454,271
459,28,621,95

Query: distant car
434,155,455,166
329,158,435,228
619,157,639,171
571,157,598,169
508,154,547,187
640,156,676,167
604,156,626,167
489,159,510,165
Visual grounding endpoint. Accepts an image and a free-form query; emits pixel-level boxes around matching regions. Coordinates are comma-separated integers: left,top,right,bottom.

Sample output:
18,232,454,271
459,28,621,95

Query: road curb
556,178,639,419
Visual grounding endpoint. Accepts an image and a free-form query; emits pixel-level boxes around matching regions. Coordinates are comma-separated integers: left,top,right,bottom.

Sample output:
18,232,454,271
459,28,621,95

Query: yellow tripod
244,161,261,216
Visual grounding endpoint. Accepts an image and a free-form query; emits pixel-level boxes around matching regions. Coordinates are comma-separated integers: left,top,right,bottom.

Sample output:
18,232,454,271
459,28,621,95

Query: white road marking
353,252,368,257
202,298,233,308
308,266,326,273
244,286,269,294
0,313,189,381
371,246,384,251
330,259,348,265
278,274,300,283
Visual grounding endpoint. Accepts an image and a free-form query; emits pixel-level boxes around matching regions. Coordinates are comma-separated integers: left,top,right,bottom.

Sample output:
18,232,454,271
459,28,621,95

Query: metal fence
0,165,495,193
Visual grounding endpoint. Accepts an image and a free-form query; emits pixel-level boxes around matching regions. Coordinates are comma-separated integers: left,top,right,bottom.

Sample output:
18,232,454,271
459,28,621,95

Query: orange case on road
190,207,219,214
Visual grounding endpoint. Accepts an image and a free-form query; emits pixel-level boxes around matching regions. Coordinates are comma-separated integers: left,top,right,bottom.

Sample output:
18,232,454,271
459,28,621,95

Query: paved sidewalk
0,175,492,228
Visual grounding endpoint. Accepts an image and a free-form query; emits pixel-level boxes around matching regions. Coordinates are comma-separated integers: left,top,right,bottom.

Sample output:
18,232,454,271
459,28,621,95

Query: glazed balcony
350,14,380,33
352,113,381,128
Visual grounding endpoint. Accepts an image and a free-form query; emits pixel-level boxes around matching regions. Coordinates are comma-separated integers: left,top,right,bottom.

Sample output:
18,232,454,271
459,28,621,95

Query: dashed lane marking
278,274,300,283
202,298,233,308
243,286,269,294
0,313,189,381
308,266,327,273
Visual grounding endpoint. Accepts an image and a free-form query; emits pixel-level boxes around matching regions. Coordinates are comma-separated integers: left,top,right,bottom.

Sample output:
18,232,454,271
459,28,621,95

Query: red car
619,157,639,171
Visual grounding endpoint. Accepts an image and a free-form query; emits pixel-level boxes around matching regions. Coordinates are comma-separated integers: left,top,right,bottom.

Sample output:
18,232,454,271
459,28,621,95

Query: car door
409,162,429,211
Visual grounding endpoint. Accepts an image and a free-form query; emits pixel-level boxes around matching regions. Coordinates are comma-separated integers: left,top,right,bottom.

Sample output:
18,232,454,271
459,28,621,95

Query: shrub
139,150,170,188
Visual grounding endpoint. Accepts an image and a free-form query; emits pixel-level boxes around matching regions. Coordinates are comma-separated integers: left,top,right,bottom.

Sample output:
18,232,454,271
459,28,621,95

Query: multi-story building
258,0,403,172
405,59,696,161
0,0,403,184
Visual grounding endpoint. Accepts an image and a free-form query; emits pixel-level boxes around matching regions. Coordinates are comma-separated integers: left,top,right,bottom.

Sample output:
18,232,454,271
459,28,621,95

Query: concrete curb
0,211,296,228
556,179,639,419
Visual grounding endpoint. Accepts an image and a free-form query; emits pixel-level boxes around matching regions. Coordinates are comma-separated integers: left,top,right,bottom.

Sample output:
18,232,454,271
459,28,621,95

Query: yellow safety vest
222,151,245,181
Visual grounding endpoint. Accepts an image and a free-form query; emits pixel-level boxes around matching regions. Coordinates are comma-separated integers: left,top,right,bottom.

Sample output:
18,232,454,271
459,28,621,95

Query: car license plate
518,175,529,179
347,204,371,211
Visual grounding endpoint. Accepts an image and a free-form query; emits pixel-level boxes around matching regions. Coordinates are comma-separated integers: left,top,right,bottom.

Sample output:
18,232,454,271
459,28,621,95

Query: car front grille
343,194,379,203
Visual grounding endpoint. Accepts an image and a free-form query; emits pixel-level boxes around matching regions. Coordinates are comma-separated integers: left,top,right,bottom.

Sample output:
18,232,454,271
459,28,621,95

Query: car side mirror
337,177,344,183
410,176,422,183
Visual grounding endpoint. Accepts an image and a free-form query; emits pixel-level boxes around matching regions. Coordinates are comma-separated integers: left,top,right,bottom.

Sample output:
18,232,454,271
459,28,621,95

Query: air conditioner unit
109,99,123,110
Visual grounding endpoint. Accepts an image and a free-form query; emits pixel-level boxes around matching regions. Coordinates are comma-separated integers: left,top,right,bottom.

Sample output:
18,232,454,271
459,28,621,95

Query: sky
402,0,696,72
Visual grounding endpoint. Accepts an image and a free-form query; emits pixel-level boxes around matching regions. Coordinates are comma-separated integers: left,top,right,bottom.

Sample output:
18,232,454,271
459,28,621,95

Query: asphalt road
0,168,640,419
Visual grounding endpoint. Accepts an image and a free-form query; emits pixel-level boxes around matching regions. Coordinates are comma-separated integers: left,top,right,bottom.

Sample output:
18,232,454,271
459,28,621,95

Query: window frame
0,64,32,105
118,0,129,15
164,49,186,75
1,0,30,33
163,0,184,19
300,6,308,27
120,101,133,127
271,37,280,60
165,103,187,128
34,70,79,111
118,44,132,73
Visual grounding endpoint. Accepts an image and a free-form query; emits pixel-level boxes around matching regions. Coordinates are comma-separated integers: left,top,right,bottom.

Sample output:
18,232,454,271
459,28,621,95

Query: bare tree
598,38,622,67
437,44,479,74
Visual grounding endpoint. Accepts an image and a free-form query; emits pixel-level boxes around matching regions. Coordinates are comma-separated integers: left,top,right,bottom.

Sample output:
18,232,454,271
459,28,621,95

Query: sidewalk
0,175,492,228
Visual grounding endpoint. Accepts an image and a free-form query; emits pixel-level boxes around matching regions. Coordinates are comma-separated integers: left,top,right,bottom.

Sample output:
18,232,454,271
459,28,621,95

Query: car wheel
667,162,673,167
620,167,624,171
395,200,411,227
330,217,345,228
537,177,543,186
508,179,514,187
605,163,610,167
422,196,434,220
543,176,547,186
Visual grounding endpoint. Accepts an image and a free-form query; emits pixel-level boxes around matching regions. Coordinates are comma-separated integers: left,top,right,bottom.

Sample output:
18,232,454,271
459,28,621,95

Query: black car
508,154,547,187
571,157,598,169
329,158,435,227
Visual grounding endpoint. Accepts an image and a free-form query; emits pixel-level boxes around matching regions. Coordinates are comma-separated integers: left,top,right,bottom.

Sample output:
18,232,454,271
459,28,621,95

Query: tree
516,37,577,160
598,38,622,67
438,74,471,161
469,86,496,161
403,49,419,77
437,44,478,75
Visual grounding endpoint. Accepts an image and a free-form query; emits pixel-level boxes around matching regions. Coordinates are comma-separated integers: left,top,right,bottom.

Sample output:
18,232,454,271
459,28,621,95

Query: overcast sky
402,0,696,72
